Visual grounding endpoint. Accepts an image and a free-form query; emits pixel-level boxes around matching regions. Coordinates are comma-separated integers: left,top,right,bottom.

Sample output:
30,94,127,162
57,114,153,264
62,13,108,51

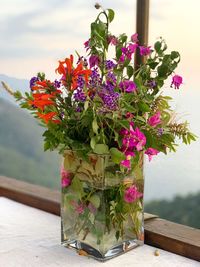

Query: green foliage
1,7,196,169
145,192,200,228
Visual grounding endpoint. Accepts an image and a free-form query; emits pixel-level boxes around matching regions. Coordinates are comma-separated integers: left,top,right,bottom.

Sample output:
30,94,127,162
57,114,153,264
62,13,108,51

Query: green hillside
145,192,200,228
0,97,60,188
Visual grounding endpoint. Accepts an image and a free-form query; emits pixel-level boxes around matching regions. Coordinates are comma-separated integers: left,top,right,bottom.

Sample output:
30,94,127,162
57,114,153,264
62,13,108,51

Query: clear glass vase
61,150,144,261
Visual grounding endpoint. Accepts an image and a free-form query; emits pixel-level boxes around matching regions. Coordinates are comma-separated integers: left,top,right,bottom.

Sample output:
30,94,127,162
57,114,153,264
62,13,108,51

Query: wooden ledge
0,176,60,215
0,176,200,261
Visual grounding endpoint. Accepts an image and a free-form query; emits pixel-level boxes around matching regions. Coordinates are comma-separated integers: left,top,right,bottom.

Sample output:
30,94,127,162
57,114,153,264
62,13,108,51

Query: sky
0,0,200,84
0,0,200,200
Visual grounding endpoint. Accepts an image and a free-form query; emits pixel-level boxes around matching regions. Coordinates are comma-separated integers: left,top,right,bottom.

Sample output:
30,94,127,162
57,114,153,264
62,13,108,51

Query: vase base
62,239,143,261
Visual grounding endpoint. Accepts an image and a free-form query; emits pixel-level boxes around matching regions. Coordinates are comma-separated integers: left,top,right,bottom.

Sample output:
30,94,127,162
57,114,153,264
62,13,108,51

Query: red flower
37,112,60,124
55,55,91,90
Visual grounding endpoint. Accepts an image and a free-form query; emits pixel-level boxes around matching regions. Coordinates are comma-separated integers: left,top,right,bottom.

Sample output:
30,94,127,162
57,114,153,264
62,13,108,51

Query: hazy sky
0,0,200,90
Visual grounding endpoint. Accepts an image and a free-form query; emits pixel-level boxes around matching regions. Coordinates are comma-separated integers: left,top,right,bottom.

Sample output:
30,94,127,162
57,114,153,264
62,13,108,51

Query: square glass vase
61,150,144,261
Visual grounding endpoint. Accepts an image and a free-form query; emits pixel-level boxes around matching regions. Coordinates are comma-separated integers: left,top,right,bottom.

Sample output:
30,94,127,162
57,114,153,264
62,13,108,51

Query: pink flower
127,43,138,54
119,54,125,63
60,167,71,188
148,112,161,127
71,201,85,214
75,204,85,214
121,151,135,169
121,125,146,151
145,148,159,161
131,33,138,43
89,55,100,68
124,185,143,203
120,43,138,62
62,177,71,188
139,46,152,56
108,35,118,46
171,75,183,89
119,80,137,93
84,39,90,51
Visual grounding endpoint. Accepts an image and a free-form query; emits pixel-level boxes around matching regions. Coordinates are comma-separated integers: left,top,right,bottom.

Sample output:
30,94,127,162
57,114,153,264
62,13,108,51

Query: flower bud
94,3,101,9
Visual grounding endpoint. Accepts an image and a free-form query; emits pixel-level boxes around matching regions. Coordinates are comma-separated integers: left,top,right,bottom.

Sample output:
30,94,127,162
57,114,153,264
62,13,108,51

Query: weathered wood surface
0,175,200,261
0,176,60,215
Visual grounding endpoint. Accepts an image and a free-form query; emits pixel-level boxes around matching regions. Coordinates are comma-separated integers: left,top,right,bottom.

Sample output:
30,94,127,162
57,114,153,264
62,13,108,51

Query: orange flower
37,112,60,124
55,55,91,90
29,99,55,111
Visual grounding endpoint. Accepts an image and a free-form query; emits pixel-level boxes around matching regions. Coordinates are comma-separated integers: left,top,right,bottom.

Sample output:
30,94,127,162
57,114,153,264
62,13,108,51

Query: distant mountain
145,191,200,228
0,74,29,103
0,97,60,189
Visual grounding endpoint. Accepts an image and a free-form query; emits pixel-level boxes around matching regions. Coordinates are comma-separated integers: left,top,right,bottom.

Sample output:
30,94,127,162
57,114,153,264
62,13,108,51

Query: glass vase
61,150,144,261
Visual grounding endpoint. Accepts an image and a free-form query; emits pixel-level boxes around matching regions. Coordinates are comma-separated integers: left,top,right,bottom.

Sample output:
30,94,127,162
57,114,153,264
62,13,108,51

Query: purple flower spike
30,76,38,90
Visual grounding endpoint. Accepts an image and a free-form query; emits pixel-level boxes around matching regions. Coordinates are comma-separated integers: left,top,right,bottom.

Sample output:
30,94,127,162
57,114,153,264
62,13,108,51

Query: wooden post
134,0,150,68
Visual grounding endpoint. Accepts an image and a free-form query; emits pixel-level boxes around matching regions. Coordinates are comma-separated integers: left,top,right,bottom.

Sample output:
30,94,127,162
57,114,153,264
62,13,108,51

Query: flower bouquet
2,5,196,261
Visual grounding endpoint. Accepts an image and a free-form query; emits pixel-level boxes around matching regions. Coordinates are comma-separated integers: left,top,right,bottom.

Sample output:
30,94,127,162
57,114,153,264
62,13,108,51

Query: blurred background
0,0,200,228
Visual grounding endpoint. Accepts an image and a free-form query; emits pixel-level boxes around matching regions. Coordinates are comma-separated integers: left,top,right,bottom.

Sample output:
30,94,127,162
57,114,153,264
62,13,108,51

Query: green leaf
138,101,150,112
110,147,126,164
154,41,161,52
92,118,99,134
116,46,122,60
44,141,50,151
148,61,159,70
84,100,89,111
157,64,168,78
93,144,109,154
126,65,134,79
118,119,130,129
90,136,96,149
170,51,180,60
107,9,115,23
71,176,84,199
122,102,136,113
89,194,101,208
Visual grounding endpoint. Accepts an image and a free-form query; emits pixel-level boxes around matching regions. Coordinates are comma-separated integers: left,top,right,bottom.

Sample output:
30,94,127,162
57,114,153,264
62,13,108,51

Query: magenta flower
119,128,129,135
119,54,126,63
84,39,90,51
120,43,138,62
61,167,70,179
131,33,138,43
145,148,159,161
62,177,71,188
124,185,143,203
60,167,71,188
121,125,146,152
148,112,161,127
125,112,134,119
127,43,138,54
75,204,85,214
121,151,135,169
89,55,100,68
171,75,183,89
139,46,152,56
108,35,118,45
119,80,137,93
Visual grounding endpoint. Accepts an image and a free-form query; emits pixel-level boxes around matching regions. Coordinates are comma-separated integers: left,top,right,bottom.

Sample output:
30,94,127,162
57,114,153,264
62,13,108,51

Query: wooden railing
0,175,200,262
